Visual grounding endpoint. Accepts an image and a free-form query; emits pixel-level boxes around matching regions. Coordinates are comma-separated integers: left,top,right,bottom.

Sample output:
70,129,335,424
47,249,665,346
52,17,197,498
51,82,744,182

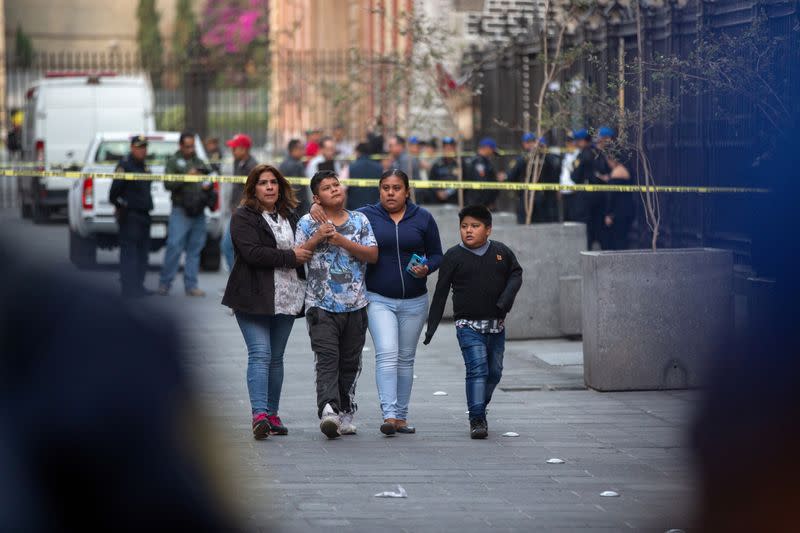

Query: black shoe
470,417,488,439
395,423,416,434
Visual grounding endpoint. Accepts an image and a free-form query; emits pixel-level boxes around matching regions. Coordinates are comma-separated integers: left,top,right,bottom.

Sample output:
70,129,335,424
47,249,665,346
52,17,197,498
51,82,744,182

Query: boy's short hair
458,205,492,227
310,170,339,196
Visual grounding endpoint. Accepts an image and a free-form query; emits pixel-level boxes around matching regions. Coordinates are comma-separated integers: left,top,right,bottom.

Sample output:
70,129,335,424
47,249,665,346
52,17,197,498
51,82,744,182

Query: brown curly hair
240,164,298,218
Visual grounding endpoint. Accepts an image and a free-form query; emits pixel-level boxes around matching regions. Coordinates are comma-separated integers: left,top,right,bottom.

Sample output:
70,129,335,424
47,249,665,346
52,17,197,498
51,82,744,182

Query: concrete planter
492,223,586,339
581,248,733,391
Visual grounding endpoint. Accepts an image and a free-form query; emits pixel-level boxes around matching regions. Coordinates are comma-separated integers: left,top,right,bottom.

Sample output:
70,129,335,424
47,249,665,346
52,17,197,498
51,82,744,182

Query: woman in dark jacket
222,164,312,440
310,169,443,435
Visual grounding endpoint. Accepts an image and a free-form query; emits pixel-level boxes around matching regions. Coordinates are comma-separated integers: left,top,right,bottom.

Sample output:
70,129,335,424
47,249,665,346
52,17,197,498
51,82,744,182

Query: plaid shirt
455,318,505,334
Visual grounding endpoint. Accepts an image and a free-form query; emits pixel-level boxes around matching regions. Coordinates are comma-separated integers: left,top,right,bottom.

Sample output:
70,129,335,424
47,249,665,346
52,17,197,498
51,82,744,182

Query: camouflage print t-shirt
294,211,377,313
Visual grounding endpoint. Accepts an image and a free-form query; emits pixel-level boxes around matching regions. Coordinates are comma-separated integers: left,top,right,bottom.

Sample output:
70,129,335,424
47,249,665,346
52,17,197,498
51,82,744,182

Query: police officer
429,136,460,204
507,132,541,223
109,135,153,298
465,137,502,208
572,129,610,249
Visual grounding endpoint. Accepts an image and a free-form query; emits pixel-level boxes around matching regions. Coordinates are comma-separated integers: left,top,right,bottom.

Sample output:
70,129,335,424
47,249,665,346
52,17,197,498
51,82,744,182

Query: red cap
226,133,252,149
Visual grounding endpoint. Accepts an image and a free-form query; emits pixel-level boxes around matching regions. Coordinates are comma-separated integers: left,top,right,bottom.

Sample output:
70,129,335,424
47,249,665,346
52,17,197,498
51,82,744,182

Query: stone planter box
492,223,586,339
581,248,733,391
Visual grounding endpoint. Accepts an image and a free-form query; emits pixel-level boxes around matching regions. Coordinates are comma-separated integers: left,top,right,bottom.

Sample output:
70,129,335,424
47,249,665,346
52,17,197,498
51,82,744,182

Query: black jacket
221,205,306,315
229,155,258,211
109,155,153,212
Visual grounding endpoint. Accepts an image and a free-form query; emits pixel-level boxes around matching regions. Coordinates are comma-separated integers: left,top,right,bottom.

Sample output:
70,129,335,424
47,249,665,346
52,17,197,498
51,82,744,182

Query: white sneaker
339,413,357,435
319,403,341,439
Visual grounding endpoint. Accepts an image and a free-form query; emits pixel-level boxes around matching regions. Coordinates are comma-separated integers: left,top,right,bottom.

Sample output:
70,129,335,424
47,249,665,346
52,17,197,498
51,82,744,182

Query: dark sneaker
267,414,288,435
470,417,488,439
252,413,270,440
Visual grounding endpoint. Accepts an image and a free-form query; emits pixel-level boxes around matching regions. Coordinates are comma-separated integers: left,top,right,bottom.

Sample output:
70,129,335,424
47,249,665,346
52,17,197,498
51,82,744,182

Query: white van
19,73,155,222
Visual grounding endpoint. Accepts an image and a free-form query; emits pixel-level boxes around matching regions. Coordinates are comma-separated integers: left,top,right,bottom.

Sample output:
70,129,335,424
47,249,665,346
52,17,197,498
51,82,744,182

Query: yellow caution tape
0,168,769,194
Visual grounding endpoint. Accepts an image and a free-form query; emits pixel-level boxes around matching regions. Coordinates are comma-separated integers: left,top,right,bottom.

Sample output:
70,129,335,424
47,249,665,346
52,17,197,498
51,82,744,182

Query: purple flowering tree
200,0,269,86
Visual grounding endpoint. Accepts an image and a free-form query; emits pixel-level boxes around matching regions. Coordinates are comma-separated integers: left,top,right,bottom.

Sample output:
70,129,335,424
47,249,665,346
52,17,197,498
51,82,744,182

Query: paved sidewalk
175,277,696,533
0,209,696,532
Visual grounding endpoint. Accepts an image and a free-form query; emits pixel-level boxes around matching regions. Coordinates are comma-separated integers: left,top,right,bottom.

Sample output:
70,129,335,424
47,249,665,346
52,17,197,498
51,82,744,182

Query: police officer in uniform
429,136,460,204
109,135,153,298
571,129,610,249
465,137,502,208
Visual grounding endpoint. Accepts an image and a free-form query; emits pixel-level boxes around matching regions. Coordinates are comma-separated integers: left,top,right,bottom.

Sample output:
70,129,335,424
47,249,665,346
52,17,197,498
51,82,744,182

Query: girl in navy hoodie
311,169,443,435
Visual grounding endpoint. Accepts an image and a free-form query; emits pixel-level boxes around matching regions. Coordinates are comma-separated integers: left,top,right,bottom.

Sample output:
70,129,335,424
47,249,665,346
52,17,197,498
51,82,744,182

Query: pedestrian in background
306,136,342,180
204,136,222,174
345,142,382,210
222,164,311,439
304,128,322,162
333,124,354,162
158,131,214,297
507,132,538,224
429,136,460,204
221,133,258,271
424,204,523,439
388,135,420,182
295,171,378,439
109,135,153,298
279,138,310,215
603,155,635,250
571,129,609,250
558,131,581,222
465,138,503,209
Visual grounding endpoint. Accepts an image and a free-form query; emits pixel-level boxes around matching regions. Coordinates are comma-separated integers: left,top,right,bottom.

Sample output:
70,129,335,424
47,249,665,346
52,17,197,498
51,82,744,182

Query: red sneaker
252,413,270,440
267,414,288,435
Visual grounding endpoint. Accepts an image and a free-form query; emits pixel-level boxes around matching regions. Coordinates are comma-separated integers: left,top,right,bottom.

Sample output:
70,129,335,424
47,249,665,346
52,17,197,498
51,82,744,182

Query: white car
20,73,156,223
67,132,224,270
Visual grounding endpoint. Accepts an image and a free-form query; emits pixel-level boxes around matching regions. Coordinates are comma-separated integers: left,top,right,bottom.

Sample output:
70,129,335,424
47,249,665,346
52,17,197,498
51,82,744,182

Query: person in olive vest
109,135,154,298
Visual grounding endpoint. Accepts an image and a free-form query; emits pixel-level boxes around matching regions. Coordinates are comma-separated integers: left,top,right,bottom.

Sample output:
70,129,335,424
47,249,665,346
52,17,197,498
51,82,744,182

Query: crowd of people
271,125,635,253
107,122,631,440
109,130,524,440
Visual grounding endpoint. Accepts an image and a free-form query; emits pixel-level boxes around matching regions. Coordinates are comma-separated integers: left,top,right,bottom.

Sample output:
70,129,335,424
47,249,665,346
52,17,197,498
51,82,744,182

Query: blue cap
478,137,498,152
442,136,456,145
598,126,615,138
538,136,547,146
573,129,589,141
521,132,536,143
409,136,419,144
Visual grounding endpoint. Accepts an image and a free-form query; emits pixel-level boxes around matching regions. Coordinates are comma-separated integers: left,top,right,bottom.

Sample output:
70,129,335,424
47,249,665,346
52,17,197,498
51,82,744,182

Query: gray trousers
306,307,368,418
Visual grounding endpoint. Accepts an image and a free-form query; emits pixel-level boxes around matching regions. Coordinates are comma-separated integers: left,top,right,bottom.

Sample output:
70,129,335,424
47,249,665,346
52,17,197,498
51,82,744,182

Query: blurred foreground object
0,243,241,531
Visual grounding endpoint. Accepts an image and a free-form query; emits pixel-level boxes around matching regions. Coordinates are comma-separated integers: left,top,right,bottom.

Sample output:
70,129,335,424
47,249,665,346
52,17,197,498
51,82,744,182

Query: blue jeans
235,312,296,415
159,207,207,291
367,291,428,420
221,217,235,271
456,327,506,420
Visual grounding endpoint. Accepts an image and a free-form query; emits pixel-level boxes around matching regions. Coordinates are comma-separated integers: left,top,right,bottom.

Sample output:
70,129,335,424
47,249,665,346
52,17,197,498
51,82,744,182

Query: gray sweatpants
306,307,368,418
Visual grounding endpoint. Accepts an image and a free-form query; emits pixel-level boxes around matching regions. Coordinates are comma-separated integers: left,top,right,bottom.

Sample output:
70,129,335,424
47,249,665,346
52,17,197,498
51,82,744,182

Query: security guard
571,129,610,249
507,132,537,223
429,136,460,204
465,137,501,208
109,135,153,298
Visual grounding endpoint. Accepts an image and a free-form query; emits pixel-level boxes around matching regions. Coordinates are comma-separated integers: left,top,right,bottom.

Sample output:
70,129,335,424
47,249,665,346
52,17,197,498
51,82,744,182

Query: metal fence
5,50,270,147
472,0,800,266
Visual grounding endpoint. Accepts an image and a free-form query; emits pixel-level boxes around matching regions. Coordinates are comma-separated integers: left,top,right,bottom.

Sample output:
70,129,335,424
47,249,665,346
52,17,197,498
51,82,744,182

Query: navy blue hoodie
359,201,443,299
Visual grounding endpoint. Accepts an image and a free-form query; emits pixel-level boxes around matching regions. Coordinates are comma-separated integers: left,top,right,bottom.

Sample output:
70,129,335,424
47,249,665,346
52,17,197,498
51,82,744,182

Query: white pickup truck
20,73,156,223
67,132,224,270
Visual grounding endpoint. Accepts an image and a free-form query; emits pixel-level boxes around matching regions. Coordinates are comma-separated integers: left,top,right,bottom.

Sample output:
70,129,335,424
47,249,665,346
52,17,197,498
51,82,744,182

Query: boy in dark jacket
423,205,523,439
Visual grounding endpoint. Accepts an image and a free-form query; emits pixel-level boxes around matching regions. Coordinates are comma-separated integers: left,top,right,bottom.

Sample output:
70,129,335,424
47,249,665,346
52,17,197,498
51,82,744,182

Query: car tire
32,198,49,224
200,236,221,272
69,230,97,269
